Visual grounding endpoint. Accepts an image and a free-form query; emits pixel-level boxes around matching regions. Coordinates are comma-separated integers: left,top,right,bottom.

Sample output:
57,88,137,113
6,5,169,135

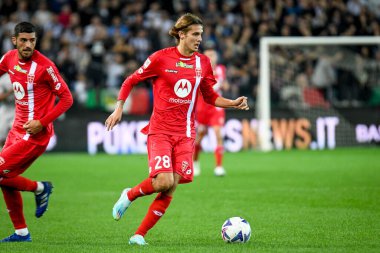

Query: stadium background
1,0,380,153
0,1,380,252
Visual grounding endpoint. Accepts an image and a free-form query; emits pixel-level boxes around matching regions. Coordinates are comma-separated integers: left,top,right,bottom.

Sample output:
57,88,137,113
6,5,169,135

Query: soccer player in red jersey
105,13,249,246
0,22,73,242
193,48,229,177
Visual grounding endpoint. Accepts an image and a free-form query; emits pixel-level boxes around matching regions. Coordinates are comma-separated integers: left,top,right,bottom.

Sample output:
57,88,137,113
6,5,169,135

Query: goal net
257,37,380,151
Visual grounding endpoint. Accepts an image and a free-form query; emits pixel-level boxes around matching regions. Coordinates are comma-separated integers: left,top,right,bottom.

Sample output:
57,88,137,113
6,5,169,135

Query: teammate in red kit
0,22,73,242
193,48,229,177
105,13,249,246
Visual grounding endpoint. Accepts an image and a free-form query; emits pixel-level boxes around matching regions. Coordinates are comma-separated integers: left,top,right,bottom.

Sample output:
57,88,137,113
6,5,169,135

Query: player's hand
233,96,249,110
23,120,43,135
105,108,123,131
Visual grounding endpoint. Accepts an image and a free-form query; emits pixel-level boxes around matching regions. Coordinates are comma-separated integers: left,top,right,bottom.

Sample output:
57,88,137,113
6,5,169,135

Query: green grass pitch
0,148,379,253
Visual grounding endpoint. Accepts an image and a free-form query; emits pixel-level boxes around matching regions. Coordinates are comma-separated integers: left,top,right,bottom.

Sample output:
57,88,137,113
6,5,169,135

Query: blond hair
169,13,203,44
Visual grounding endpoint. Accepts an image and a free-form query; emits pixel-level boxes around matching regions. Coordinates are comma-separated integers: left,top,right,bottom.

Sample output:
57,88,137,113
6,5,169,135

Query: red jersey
196,64,226,124
0,49,73,146
118,47,219,138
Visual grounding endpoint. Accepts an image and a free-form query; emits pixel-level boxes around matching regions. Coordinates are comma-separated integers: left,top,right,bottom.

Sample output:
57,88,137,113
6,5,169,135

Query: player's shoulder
194,52,213,69
1,49,17,62
195,52,212,62
146,47,177,65
32,50,56,68
152,47,176,58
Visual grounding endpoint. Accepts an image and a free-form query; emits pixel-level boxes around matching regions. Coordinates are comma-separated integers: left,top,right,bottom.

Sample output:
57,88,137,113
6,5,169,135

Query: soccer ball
221,217,251,243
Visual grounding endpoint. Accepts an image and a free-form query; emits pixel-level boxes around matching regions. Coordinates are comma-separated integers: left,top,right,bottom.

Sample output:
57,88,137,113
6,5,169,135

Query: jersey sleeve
39,64,73,127
118,51,160,101
0,52,10,76
199,58,219,105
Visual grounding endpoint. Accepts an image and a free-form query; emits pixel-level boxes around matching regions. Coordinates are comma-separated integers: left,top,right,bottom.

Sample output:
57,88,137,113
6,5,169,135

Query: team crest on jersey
176,61,193,69
14,65,27,74
174,79,192,98
181,161,189,172
195,68,202,78
27,73,35,84
13,82,25,100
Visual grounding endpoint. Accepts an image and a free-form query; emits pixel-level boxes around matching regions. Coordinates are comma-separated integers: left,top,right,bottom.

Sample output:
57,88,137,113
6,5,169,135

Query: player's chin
21,51,33,59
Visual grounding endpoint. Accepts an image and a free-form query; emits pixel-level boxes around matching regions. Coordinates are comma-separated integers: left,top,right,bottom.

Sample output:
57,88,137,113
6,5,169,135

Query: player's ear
179,31,185,40
11,36,16,46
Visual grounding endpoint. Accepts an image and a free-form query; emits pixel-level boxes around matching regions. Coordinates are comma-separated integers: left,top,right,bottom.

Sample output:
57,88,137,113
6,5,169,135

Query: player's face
12,32,36,60
180,24,203,55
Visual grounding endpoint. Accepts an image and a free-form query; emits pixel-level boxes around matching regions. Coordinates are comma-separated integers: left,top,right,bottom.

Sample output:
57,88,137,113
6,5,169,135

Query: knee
153,174,174,192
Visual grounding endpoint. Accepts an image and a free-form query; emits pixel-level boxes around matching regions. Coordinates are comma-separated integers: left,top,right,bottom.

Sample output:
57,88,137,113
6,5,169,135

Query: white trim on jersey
186,56,202,137
23,61,37,141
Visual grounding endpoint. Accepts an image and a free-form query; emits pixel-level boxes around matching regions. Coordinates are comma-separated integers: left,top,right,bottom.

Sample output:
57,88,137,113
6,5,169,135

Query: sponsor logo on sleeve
55,82,61,90
47,66,59,82
143,58,151,69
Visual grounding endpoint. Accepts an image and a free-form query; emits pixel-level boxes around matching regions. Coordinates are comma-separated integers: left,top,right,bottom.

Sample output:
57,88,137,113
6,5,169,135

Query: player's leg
129,136,193,245
0,186,31,242
193,124,207,176
213,125,226,176
0,137,51,242
129,173,178,246
112,172,174,221
113,134,174,221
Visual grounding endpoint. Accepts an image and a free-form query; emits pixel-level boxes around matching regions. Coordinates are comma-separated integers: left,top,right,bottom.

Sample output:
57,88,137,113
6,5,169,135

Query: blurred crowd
1,0,380,113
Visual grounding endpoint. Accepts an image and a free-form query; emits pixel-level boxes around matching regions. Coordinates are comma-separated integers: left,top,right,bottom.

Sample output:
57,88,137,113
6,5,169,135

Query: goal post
257,36,380,151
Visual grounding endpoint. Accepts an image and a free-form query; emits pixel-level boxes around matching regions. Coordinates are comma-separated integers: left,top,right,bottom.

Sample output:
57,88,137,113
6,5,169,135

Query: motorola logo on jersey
12,82,25,100
174,79,192,98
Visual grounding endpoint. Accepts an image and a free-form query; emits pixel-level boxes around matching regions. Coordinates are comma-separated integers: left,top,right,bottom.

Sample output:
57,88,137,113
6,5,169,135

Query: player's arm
106,54,159,131
0,53,9,78
214,96,249,110
200,61,249,111
0,55,13,101
0,88,12,101
24,65,73,135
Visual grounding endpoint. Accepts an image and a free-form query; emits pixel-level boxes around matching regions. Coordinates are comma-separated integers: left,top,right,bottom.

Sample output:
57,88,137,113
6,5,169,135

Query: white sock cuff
15,228,29,236
35,181,44,194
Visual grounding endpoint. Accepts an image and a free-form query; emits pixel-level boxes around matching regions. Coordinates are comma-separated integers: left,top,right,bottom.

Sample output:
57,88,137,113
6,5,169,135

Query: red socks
0,176,37,191
1,187,27,229
135,193,172,236
215,145,224,167
0,176,37,230
127,178,155,201
193,143,201,161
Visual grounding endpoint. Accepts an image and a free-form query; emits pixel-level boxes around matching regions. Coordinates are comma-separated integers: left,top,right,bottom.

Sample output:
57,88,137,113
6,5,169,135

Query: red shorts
196,99,225,127
147,134,195,184
0,131,47,178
